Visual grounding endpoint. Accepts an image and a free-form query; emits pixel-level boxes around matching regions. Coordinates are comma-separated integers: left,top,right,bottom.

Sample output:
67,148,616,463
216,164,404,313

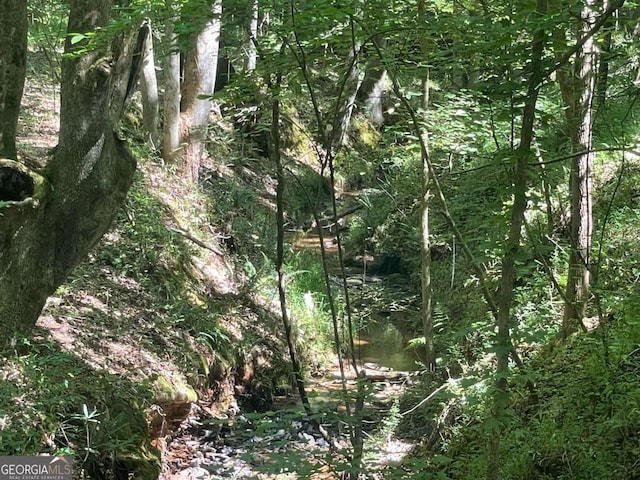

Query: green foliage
334,121,385,190
369,397,402,453
202,155,278,269
0,340,158,477
343,214,371,255
283,250,337,361
196,326,231,355
15,0,640,477
341,147,422,258
27,0,68,80
283,164,333,226
593,165,640,315
96,172,192,296
436,318,640,479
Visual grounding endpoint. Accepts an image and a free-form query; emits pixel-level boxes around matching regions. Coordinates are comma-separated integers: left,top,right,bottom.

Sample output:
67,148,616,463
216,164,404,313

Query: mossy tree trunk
0,0,136,343
0,0,27,159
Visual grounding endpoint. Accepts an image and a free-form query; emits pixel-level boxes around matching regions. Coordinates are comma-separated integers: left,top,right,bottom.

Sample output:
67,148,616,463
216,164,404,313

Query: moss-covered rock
152,374,198,432
113,444,162,480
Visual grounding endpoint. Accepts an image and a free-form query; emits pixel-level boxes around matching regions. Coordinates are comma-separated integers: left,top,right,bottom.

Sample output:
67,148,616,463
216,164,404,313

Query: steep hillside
1,77,303,479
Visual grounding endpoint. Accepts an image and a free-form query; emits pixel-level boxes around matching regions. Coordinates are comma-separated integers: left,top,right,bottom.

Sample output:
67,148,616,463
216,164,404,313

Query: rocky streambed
161,364,417,480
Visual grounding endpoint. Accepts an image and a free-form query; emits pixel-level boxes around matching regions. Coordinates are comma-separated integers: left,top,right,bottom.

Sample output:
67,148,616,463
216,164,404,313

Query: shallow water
290,226,422,372
355,320,422,371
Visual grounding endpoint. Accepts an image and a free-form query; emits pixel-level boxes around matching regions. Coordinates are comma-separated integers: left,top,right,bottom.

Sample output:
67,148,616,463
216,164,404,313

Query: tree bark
418,0,435,373
162,0,181,163
420,132,434,372
0,0,137,343
180,0,222,182
556,0,597,339
330,32,361,148
356,64,387,126
0,0,27,160
246,0,259,71
594,0,614,109
140,21,160,146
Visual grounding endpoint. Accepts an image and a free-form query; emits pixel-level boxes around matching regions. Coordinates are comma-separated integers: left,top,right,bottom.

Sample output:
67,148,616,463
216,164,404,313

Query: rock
113,444,162,480
151,375,199,437
368,255,406,275
154,375,199,405
175,467,210,480
249,452,267,466
298,432,315,444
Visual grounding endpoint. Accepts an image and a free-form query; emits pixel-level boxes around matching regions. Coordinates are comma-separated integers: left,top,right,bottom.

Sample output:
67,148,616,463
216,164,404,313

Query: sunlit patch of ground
37,266,193,384
18,81,60,162
372,437,413,468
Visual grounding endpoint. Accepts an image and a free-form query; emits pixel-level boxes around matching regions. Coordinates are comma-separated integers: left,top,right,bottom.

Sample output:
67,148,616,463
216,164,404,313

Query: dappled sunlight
38,275,188,384
17,80,60,162
374,437,413,468
6,2,640,478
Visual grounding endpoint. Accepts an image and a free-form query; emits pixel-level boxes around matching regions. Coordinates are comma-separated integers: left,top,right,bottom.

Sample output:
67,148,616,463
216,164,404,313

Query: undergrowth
0,339,160,478
387,307,640,480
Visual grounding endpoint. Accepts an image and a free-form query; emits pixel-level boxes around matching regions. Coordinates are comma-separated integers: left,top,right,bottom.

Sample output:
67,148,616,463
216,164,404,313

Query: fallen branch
167,225,235,277
401,383,448,416
305,204,364,231
167,225,226,256
332,203,363,220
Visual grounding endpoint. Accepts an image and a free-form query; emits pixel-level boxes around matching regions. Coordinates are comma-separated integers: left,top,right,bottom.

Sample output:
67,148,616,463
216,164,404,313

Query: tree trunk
594,1,613,109
246,0,259,71
271,73,312,416
420,155,434,371
556,0,597,339
356,65,387,127
416,151,435,373
355,29,388,127
180,0,222,182
327,13,365,150
331,49,360,148
162,0,181,164
0,0,27,160
0,0,136,343
487,0,546,477
140,21,160,146
418,0,434,373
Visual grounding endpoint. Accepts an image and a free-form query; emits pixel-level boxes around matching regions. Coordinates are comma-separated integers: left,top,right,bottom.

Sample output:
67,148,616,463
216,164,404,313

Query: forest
1,0,640,479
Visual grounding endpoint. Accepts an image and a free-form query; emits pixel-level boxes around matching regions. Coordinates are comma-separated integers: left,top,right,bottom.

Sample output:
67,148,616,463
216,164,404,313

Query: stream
162,209,422,479
356,320,421,372
294,224,423,374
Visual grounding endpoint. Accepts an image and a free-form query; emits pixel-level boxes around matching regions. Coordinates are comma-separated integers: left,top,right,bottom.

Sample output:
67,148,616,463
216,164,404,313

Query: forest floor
161,368,414,480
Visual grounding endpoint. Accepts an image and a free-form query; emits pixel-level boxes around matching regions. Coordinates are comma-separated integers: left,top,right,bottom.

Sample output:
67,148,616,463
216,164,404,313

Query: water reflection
355,320,422,372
